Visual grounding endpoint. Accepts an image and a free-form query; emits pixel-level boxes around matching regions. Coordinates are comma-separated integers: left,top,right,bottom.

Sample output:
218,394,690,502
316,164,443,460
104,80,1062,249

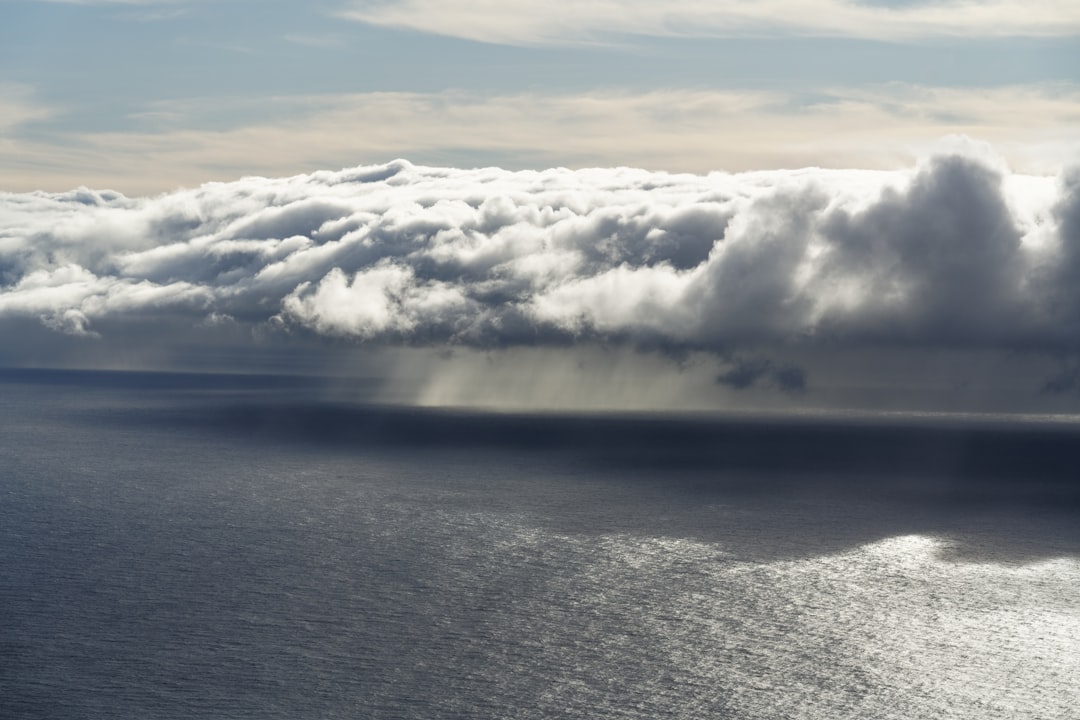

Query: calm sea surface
2,370,1078,719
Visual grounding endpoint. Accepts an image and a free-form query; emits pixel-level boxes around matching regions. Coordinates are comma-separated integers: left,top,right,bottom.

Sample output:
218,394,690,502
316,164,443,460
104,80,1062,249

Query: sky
2,0,1079,192
2,0,1080,415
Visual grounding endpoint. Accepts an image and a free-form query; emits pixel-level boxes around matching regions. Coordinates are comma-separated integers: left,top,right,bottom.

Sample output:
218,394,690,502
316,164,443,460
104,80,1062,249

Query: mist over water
2,369,1078,718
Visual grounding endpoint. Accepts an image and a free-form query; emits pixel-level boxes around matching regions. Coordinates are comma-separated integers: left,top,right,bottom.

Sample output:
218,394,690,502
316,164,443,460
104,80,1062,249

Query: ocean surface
2,369,1078,719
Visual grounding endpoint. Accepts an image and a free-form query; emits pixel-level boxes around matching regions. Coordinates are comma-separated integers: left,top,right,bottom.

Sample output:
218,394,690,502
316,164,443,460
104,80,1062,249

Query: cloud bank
2,143,1079,407
343,0,1080,45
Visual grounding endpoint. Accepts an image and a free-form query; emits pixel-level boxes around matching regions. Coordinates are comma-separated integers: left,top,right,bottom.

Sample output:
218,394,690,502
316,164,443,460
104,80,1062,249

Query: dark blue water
2,369,1078,719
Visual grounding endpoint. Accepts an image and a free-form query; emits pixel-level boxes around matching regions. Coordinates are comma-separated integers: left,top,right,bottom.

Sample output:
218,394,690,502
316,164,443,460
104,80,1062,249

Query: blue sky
2,0,1077,193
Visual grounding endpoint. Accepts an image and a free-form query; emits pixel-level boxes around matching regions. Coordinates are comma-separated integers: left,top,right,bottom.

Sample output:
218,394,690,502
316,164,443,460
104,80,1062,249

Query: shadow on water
5,367,1080,563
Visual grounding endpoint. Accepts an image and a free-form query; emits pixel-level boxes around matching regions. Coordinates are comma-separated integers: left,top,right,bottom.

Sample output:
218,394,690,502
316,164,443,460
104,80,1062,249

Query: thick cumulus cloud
1,147,1077,392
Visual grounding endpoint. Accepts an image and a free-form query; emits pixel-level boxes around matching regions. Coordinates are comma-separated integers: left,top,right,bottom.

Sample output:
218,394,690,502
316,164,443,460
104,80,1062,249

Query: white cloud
0,146,1074,358
282,263,438,339
342,0,1080,45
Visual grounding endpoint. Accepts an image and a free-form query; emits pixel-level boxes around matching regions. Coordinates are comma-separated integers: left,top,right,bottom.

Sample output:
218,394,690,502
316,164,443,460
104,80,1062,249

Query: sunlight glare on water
475,525,1080,719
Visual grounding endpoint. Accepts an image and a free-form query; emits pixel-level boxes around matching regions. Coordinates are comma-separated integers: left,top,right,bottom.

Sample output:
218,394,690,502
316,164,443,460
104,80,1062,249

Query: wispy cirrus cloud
0,84,54,135
2,85,1077,194
342,0,1080,46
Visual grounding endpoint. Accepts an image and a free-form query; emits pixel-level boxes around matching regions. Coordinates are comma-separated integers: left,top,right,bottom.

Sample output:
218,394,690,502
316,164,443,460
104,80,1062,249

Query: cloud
5,141,1080,417
0,84,54,136
342,0,1080,46
716,356,806,394
3,85,1077,194
1,144,1076,387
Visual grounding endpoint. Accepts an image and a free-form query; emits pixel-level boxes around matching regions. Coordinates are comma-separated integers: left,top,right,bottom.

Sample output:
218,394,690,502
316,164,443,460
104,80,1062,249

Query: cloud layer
343,0,1080,45
1,144,1078,401
5,85,1077,194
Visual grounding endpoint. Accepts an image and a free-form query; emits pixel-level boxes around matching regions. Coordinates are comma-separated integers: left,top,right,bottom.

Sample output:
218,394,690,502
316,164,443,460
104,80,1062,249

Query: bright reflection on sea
471,521,1080,719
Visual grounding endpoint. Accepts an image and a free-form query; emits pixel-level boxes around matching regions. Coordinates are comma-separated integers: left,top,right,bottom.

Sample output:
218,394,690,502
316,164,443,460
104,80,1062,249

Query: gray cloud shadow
22,368,1076,566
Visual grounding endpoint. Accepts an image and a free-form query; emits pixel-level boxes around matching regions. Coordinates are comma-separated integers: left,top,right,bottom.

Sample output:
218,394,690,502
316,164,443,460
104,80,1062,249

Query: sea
2,368,1078,719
